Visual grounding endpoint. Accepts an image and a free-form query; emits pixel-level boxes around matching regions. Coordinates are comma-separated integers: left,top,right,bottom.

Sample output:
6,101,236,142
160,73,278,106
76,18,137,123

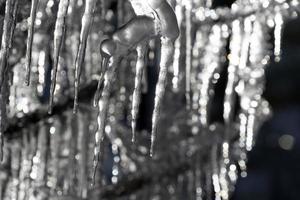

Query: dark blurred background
231,17,300,200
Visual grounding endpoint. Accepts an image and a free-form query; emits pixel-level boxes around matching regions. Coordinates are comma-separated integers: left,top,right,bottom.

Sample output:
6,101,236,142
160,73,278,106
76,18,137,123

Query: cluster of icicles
0,0,299,199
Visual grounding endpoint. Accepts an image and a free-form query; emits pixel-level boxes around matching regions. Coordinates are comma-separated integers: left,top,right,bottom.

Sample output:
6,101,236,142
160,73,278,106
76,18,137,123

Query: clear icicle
92,57,118,184
131,44,147,143
274,11,283,62
172,1,183,91
48,0,70,114
150,38,174,157
93,57,109,107
73,0,96,113
24,0,39,85
185,1,192,109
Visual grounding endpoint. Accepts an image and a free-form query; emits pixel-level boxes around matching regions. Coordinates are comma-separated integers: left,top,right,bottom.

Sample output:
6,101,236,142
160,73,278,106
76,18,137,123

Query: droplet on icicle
49,0,70,114
150,38,174,157
131,44,147,143
274,11,283,62
25,0,39,86
73,0,96,113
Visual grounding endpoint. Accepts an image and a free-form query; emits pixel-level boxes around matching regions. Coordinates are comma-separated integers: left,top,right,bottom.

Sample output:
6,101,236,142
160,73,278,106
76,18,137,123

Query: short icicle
24,0,39,85
150,38,174,157
92,57,118,185
73,0,96,113
48,0,70,114
131,43,147,143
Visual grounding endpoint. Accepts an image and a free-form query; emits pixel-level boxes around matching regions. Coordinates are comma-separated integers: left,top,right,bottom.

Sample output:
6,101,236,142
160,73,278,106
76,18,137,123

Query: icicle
0,0,16,161
0,0,15,89
274,11,283,62
73,0,96,113
223,20,242,125
24,0,39,86
48,0,70,114
93,57,109,107
195,154,203,200
211,144,221,200
92,57,118,185
9,0,19,49
131,43,147,142
185,1,192,109
198,25,224,127
78,112,89,198
172,0,183,91
150,38,174,157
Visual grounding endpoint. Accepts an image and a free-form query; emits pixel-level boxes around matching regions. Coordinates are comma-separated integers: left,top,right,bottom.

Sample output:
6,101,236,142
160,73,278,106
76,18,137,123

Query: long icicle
131,43,147,143
92,57,118,185
150,38,174,157
0,0,16,161
24,0,39,86
48,0,70,114
73,0,96,113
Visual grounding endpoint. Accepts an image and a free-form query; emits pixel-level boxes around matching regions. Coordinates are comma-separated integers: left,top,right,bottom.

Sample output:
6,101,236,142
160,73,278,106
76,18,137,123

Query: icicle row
24,0,39,85
49,0,70,114
150,38,174,157
73,0,96,113
131,44,147,142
